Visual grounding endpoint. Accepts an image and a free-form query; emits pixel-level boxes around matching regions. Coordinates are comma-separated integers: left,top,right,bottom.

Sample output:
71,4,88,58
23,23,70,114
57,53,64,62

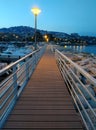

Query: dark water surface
64,45,96,55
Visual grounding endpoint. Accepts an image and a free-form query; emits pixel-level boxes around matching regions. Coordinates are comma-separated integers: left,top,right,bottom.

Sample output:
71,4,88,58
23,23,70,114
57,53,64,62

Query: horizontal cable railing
55,49,96,130
0,45,46,128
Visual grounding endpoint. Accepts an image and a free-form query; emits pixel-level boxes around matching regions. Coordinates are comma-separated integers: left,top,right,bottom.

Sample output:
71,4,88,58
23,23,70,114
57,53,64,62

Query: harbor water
64,45,96,55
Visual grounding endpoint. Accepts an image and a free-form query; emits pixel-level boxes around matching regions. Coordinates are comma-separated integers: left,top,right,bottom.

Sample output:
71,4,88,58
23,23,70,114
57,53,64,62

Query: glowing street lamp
44,34,49,42
44,35,47,39
46,38,49,42
31,7,41,50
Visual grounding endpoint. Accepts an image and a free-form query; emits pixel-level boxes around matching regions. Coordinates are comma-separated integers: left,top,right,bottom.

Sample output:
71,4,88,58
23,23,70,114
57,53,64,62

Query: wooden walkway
3,46,84,130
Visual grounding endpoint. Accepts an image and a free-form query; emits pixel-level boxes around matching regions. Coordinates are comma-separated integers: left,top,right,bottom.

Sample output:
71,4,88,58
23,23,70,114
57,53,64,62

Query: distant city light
64,45,67,48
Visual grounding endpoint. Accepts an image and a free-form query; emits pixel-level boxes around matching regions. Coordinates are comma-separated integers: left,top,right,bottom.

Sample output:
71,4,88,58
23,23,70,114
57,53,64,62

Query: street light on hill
31,7,41,50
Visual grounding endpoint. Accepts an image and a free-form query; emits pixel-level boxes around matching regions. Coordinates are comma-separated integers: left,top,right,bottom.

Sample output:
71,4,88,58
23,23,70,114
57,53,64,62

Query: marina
0,44,34,62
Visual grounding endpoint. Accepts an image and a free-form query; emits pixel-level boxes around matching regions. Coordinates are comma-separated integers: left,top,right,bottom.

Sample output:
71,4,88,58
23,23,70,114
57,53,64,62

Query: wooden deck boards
3,45,84,130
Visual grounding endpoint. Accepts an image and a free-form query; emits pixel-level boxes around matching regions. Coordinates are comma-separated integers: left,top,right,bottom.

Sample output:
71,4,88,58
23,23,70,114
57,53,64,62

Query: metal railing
55,49,96,130
0,45,46,128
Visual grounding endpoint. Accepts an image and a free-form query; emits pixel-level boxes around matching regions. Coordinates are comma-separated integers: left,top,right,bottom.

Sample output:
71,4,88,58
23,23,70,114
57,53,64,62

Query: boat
0,45,33,60
0,62,7,70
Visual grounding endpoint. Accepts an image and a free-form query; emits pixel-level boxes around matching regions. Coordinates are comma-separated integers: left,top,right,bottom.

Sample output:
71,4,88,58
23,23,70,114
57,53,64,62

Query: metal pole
35,14,37,50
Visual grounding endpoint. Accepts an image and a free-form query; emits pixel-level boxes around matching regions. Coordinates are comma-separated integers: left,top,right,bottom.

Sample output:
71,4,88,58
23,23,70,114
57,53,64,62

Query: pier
1,45,84,130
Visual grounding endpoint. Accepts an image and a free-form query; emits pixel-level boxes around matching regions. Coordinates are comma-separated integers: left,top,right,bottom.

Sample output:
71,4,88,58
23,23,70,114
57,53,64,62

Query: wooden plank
18,97,72,101
4,128,82,130
4,122,83,129
11,109,77,115
16,101,73,106
14,105,75,110
8,115,81,122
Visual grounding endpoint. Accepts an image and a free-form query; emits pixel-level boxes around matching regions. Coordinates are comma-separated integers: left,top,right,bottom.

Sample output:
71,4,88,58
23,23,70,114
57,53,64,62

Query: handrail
55,49,96,130
0,49,38,76
0,45,46,128
56,50,96,86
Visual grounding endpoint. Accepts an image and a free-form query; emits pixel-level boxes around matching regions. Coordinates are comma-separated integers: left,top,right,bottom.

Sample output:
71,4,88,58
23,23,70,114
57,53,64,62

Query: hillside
0,26,69,38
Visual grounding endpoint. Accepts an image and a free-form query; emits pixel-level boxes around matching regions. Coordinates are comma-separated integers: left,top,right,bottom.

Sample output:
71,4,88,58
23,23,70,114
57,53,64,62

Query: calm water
64,45,96,55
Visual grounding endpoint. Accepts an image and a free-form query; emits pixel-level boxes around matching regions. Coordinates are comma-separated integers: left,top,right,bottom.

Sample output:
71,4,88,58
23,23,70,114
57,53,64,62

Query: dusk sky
0,0,96,36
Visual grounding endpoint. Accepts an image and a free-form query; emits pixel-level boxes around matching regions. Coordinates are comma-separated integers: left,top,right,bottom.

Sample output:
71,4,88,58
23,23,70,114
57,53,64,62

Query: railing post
35,51,38,65
25,58,30,81
58,56,62,72
13,65,18,100
38,49,41,60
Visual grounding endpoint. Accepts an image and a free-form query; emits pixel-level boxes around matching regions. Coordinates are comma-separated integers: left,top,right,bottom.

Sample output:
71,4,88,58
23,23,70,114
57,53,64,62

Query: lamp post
31,7,41,50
